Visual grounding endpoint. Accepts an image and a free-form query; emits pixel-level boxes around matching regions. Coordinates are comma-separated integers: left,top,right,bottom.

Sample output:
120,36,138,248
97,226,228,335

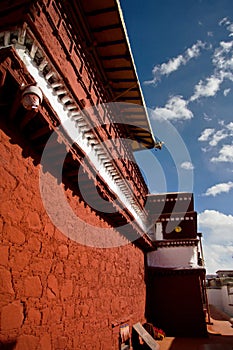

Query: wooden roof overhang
0,0,157,250
59,0,157,152
0,0,158,152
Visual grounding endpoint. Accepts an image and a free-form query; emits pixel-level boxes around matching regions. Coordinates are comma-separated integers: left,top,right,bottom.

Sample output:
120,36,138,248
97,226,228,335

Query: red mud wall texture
0,126,146,349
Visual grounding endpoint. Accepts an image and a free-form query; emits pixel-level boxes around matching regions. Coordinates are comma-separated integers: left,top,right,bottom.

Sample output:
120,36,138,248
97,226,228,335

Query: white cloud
198,210,233,244
203,181,233,196
201,147,208,153
198,123,232,149
159,55,184,76
226,121,233,132
198,210,233,274
152,95,193,121
145,17,233,109
211,144,233,162
209,129,228,146
218,17,233,35
190,21,233,102
223,88,231,96
144,40,206,85
186,41,206,59
180,161,194,170
218,120,225,126
227,23,233,34
198,128,215,142
212,41,233,71
218,17,230,27
202,243,233,274
203,113,212,121
190,75,223,101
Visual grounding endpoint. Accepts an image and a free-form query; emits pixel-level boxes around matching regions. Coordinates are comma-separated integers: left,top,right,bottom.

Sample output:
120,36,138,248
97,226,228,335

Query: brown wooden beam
30,125,52,140
19,109,37,130
92,23,121,33
85,6,116,16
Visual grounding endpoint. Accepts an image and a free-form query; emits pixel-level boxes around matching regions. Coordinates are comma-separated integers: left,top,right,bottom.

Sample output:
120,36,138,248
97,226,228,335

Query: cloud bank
198,210,233,273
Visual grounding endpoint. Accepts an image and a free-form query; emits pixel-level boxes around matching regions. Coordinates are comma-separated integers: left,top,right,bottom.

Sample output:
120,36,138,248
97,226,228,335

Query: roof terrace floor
157,305,233,350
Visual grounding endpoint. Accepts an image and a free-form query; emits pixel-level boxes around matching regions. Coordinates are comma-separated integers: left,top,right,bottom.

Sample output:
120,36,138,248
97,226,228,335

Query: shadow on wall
0,341,17,350
208,304,232,321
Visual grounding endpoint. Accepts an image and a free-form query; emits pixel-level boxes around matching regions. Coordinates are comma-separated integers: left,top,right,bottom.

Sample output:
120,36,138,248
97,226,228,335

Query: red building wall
0,2,151,348
0,123,146,349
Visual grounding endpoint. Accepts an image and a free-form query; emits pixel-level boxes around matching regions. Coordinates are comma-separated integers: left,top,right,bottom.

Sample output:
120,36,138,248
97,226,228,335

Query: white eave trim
0,28,148,232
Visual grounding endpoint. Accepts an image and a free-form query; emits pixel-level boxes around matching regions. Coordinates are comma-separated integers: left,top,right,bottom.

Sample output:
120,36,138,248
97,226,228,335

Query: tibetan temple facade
0,1,208,349
146,193,208,338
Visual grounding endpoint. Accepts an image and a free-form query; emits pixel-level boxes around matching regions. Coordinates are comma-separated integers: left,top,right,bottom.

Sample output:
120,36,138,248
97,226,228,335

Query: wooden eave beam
0,0,31,31
91,23,122,33
112,87,138,92
105,66,132,72
30,125,52,140
101,54,131,60
96,39,125,47
111,78,137,83
85,6,117,16
118,96,141,101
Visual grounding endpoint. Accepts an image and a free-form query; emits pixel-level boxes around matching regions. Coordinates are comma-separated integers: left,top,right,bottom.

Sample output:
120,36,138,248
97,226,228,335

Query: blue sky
120,0,233,274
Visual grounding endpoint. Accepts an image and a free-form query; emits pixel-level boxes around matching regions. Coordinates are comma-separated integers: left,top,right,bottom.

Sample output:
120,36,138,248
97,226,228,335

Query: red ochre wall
0,125,146,349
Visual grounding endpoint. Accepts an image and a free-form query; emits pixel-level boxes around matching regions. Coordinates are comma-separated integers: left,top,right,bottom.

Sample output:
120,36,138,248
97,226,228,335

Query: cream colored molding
0,27,148,231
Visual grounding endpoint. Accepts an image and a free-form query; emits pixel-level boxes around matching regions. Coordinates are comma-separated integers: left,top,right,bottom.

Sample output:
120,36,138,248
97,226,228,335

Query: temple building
0,1,207,349
146,193,208,337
